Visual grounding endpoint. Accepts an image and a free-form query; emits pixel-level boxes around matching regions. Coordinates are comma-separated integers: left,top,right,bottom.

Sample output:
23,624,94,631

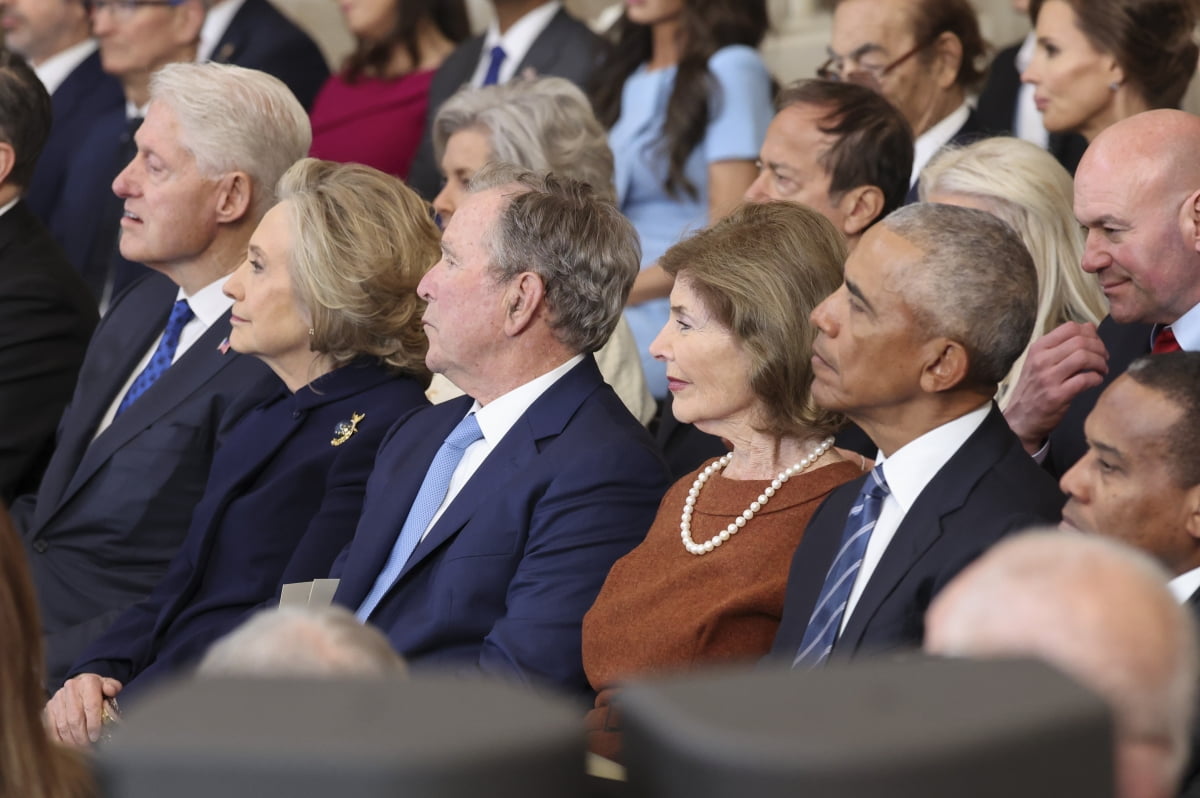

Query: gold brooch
331,412,365,446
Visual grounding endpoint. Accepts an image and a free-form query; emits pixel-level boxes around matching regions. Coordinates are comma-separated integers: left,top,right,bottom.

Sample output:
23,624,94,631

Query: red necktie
1153,326,1182,354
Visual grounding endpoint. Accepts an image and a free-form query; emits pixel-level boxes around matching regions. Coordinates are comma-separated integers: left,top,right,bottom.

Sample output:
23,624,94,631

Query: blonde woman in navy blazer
45,159,438,745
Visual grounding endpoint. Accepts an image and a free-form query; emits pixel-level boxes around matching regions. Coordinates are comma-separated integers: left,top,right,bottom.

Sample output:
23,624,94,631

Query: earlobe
0,142,15,188
501,272,545,337
1181,189,1200,256
936,32,964,90
919,338,969,393
215,172,253,224
1185,485,1200,541
840,185,884,238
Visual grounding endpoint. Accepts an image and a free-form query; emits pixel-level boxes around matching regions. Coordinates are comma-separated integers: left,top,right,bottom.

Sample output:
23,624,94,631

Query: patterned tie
1153,326,1182,354
355,413,484,621
793,466,891,668
482,45,507,86
114,299,194,417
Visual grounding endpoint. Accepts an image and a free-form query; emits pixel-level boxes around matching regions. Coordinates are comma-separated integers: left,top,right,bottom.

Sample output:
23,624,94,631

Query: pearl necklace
680,436,836,556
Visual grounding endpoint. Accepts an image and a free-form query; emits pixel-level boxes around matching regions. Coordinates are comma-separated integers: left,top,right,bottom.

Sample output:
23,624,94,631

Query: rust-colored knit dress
582,457,865,760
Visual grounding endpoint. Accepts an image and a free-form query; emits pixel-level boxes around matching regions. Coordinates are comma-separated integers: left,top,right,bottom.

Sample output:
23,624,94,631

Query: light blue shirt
611,44,773,399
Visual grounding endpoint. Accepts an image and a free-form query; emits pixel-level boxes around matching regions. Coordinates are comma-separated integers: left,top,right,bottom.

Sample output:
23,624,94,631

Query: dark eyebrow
845,277,876,315
1088,439,1122,461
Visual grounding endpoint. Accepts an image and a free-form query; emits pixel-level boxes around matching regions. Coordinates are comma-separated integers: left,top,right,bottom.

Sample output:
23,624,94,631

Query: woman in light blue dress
592,0,774,400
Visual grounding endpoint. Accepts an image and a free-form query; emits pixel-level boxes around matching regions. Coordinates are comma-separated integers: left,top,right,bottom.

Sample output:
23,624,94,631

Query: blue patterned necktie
114,298,193,417
355,413,484,621
481,45,507,86
793,465,890,668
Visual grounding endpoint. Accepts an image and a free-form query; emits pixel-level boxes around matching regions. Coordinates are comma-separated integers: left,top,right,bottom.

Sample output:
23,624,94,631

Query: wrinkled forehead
831,0,919,54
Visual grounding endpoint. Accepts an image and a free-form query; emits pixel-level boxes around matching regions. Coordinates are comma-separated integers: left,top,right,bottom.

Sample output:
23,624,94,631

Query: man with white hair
925,530,1199,798
16,62,310,692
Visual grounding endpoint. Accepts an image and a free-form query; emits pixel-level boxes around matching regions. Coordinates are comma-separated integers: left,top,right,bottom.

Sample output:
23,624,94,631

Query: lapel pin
331,412,365,446
217,337,231,355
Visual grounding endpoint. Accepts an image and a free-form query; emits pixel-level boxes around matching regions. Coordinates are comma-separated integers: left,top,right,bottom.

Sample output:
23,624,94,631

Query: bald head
926,530,1197,798
1074,110,1200,325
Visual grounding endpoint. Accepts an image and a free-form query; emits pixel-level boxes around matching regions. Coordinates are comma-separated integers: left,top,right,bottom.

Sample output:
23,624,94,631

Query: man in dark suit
47,0,205,307
925,530,1196,798
13,62,312,687
1003,110,1200,475
331,165,669,696
824,0,989,202
200,0,329,110
1057,352,1200,797
0,51,97,503
407,0,606,199
0,0,124,224
769,203,1062,664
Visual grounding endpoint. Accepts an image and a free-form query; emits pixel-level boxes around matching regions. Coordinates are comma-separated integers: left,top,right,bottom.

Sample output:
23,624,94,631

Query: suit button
31,539,47,553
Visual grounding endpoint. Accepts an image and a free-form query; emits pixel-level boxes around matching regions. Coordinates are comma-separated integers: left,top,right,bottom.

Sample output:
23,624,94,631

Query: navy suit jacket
406,7,607,199
770,405,1064,661
906,108,989,204
70,361,428,694
209,0,329,110
25,50,123,226
1046,316,1154,476
331,357,669,696
48,108,146,302
0,201,97,503
975,42,1089,174
12,272,274,687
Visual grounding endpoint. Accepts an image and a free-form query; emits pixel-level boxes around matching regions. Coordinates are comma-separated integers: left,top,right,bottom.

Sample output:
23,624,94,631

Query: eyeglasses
816,36,938,88
87,0,184,19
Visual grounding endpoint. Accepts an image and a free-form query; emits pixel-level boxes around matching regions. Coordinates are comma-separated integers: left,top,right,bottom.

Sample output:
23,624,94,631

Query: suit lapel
839,406,1008,649
514,9,572,78
392,357,602,584
59,311,242,506
209,0,259,63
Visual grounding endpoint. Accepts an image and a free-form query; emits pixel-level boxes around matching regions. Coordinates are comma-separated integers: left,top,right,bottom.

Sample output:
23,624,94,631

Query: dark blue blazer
1046,316,1154,476
209,0,330,110
12,272,275,687
0,200,96,503
406,7,607,199
769,405,1063,661
47,108,146,302
331,356,669,696
906,108,990,204
25,50,123,226
70,361,429,694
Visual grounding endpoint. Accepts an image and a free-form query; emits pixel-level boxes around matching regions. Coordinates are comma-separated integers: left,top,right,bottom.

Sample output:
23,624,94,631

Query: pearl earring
1109,81,1121,92
308,328,314,336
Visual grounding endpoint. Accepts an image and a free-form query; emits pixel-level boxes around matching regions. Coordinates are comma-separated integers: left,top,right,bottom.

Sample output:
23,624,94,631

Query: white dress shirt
32,38,97,95
198,0,248,63
840,403,992,633
468,1,562,87
911,101,971,187
93,276,235,439
1170,565,1200,605
420,353,584,539
1013,33,1050,149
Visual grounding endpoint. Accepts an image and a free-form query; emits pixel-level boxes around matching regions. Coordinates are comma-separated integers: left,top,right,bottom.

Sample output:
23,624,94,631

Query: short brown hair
1030,0,1199,109
278,158,437,385
659,201,848,441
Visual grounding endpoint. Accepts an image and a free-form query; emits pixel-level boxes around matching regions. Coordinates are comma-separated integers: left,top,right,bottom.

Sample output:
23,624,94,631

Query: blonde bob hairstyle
658,201,847,441
919,137,1108,408
278,158,437,385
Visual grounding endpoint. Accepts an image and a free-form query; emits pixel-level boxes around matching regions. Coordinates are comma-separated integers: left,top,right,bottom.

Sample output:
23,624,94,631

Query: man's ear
1184,483,1200,542
837,184,885,238
932,31,964,91
1179,188,1200,257
214,171,253,224
918,337,970,393
502,271,546,337
0,142,16,189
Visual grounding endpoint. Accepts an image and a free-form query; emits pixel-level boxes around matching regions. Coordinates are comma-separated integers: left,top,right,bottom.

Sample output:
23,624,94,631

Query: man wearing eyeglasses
0,0,123,227
44,0,204,308
823,0,989,201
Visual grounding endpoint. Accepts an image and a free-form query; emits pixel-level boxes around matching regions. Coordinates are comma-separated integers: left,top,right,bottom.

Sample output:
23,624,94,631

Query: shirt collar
468,353,583,446
1015,31,1037,71
198,0,248,62
33,38,98,96
0,197,19,219
1165,301,1200,351
177,273,235,328
877,402,992,514
1170,564,1200,604
480,1,561,83
912,101,971,186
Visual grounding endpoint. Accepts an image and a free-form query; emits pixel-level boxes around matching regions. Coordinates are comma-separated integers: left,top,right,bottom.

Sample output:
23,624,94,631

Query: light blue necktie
793,465,890,668
355,413,484,621
115,299,193,417
481,45,507,86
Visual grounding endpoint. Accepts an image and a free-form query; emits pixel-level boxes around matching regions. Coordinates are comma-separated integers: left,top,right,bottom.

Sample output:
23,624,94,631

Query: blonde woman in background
921,136,1108,408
